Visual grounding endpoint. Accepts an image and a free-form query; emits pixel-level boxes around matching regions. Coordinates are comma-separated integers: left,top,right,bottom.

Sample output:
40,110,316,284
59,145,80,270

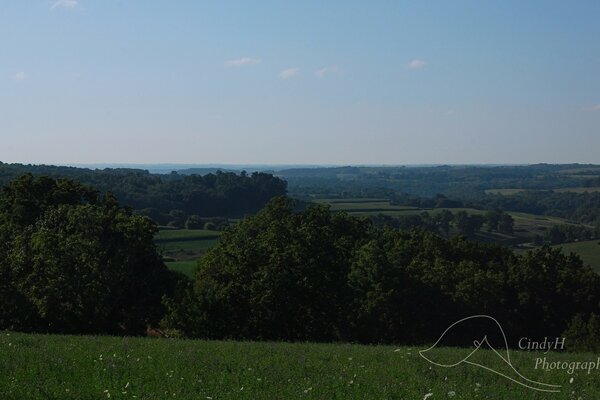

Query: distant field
484,187,600,195
165,260,198,277
554,240,600,272
484,188,528,195
555,187,600,193
315,198,575,228
313,198,592,250
1,331,598,399
155,229,220,275
313,198,389,204
155,229,221,241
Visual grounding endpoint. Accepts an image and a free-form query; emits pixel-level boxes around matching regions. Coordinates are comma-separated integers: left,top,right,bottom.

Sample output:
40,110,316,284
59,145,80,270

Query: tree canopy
0,174,179,335
163,197,600,346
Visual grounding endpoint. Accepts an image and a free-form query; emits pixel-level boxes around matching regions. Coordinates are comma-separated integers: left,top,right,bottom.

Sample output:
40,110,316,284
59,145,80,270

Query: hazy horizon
2,1,599,165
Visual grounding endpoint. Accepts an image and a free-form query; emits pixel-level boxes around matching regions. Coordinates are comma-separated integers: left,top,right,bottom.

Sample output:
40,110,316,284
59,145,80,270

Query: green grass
484,188,529,195
313,198,389,204
314,198,588,243
1,331,599,399
165,260,198,278
554,240,600,272
555,187,600,193
155,230,220,272
483,187,600,195
158,238,219,253
155,229,221,242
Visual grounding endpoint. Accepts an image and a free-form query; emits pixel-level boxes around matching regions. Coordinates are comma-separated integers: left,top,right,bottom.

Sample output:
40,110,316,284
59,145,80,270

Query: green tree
0,175,180,334
498,212,515,234
163,197,370,341
485,210,501,231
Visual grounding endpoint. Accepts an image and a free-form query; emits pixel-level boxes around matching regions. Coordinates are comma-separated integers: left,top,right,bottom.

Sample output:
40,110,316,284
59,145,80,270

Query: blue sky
1,1,599,165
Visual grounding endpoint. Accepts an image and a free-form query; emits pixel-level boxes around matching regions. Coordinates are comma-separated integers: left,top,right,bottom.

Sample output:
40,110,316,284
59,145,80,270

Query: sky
1,0,599,165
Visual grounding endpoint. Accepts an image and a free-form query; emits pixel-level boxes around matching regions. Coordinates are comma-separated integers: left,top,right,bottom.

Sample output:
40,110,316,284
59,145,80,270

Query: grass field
554,240,600,272
484,187,600,195
313,198,418,213
155,229,220,276
2,331,599,399
314,198,582,238
555,187,600,193
164,260,198,278
484,188,528,195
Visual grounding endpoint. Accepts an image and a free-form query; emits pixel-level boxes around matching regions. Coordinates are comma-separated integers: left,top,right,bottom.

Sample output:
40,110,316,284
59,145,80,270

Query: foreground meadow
1,332,599,399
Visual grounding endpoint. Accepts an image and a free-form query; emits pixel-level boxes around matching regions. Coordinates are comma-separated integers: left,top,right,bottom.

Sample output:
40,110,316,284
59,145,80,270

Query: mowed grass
165,260,198,278
554,240,600,272
1,331,599,400
155,230,220,274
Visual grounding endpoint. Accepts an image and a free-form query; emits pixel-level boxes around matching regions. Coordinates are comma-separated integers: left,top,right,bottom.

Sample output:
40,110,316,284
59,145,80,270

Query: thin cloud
224,57,261,67
52,0,78,9
14,72,26,81
591,104,600,112
407,59,426,70
315,66,339,78
279,68,300,79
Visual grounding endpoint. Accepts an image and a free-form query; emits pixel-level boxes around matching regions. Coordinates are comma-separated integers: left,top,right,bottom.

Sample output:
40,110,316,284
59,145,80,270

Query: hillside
0,331,597,400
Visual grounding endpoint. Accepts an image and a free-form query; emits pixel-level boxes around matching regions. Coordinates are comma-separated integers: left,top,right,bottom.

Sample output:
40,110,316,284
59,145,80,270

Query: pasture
155,229,220,277
484,188,528,195
555,187,600,193
1,331,598,399
484,187,600,195
313,198,583,240
554,240,600,272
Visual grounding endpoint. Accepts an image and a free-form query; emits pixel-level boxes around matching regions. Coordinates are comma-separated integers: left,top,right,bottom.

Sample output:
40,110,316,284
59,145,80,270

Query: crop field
155,229,220,276
555,187,600,193
554,240,600,272
313,198,418,213
484,187,600,195
1,331,598,400
484,188,529,195
314,198,580,235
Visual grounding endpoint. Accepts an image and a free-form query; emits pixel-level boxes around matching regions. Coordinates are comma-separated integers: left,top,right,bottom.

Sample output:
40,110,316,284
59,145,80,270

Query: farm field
555,187,600,193
314,198,582,239
1,331,598,400
155,229,220,276
554,240,600,272
313,198,418,213
165,260,198,278
484,187,600,195
484,188,529,195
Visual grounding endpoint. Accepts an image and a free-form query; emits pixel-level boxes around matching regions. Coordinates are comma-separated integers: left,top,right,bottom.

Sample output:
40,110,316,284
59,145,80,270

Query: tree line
163,197,600,349
0,163,287,226
369,209,514,237
1,175,599,350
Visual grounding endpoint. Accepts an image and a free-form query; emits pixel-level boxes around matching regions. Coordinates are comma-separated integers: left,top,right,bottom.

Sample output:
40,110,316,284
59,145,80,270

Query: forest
1,172,599,352
0,162,287,226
